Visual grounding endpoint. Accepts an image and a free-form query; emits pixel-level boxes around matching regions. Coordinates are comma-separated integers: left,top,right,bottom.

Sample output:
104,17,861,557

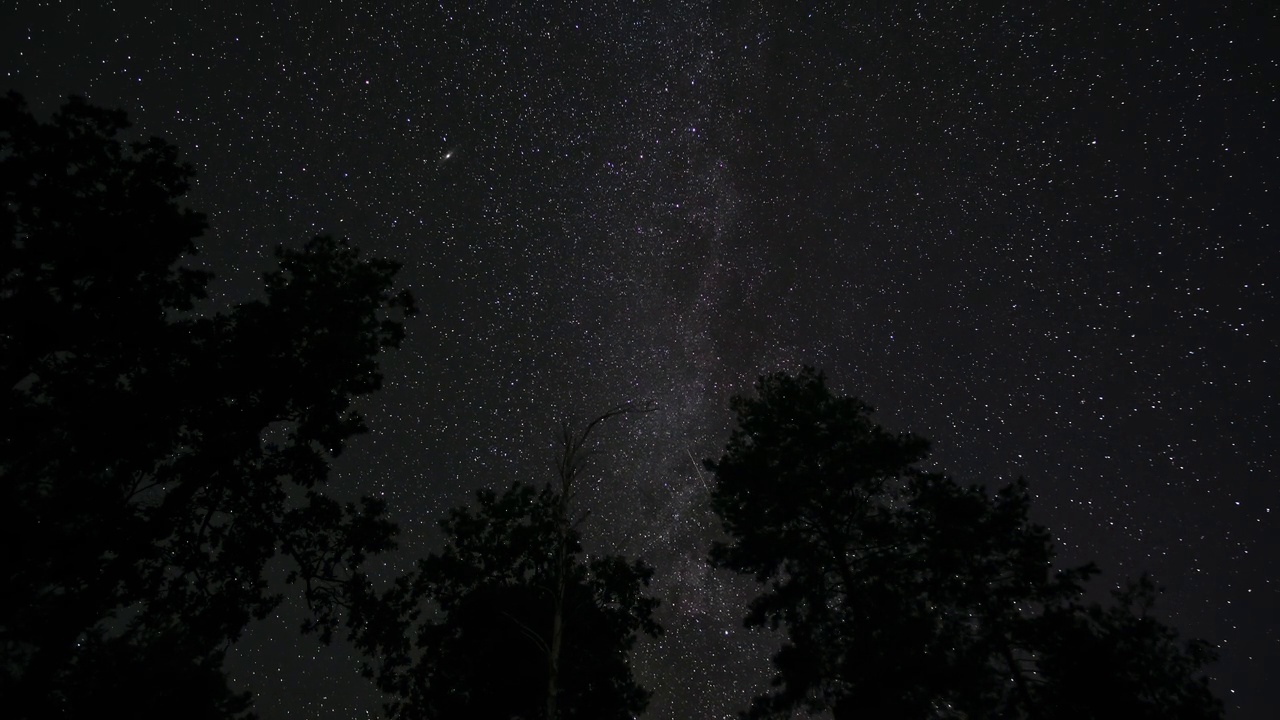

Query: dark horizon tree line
1,92,1223,720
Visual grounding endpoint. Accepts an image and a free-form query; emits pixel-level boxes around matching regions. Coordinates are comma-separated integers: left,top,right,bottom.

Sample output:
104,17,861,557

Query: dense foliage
1,92,415,718
708,368,1223,719
347,481,661,720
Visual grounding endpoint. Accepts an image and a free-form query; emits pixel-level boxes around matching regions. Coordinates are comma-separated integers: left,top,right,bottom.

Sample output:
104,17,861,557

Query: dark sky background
5,1,1276,718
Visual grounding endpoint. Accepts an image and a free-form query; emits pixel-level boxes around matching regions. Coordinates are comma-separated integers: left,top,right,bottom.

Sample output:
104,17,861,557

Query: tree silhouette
347,408,661,720
707,368,1223,719
1,92,415,718
1031,573,1223,720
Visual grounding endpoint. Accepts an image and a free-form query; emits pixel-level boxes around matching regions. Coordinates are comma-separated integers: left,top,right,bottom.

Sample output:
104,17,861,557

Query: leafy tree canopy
348,481,661,720
708,368,1223,720
1,91,415,718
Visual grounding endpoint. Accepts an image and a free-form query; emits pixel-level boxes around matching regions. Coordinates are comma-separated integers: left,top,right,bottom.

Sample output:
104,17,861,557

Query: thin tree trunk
544,401,655,720
546,487,568,720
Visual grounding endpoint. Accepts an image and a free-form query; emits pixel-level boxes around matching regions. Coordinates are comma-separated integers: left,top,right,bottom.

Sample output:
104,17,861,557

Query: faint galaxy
4,1,1275,718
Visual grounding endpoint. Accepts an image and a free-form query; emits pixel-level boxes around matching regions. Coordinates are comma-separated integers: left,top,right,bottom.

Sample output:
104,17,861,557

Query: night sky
4,1,1276,718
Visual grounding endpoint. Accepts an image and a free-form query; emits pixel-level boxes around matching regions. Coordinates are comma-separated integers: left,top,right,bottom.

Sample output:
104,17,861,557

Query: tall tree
1,92,415,718
347,406,661,720
707,368,1222,719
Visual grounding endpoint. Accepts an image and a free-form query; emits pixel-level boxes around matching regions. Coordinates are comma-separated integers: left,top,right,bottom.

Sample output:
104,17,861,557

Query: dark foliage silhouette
707,368,1223,719
1,92,415,718
346,409,661,720
1032,573,1223,720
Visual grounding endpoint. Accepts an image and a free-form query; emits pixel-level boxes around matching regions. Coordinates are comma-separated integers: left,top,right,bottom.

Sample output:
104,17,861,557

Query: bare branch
501,610,551,655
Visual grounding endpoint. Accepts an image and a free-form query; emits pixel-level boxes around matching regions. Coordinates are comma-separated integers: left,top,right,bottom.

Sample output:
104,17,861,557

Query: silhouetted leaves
349,481,660,720
2,92,414,718
1033,574,1223,720
709,368,1222,719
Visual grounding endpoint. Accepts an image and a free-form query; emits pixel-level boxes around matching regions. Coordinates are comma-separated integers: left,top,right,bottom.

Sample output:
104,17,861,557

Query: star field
4,2,1275,718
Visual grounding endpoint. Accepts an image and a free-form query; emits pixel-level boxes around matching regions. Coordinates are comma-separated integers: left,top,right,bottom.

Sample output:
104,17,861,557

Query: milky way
5,2,1275,717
